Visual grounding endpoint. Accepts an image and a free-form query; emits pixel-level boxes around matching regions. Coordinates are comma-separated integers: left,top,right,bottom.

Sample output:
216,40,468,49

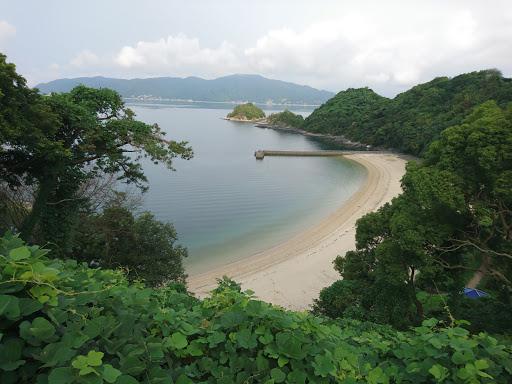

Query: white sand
188,153,409,310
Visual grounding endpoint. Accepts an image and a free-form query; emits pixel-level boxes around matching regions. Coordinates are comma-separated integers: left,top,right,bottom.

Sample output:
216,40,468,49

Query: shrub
1,233,511,383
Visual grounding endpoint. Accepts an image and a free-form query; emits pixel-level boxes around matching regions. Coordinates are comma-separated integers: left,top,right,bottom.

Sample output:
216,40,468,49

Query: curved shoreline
188,153,409,310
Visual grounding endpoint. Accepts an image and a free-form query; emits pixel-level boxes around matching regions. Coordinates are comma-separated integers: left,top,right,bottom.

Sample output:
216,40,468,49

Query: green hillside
303,70,512,155
302,87,389,137
266,110,305,128
227,103,265,120
36,74,334,105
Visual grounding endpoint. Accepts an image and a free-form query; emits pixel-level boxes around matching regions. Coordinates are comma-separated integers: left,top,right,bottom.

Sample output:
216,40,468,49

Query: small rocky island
226,103,266,122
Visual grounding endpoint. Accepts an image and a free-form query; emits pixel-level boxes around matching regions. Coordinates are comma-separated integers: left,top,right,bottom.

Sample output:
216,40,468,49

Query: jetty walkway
254,150,379,160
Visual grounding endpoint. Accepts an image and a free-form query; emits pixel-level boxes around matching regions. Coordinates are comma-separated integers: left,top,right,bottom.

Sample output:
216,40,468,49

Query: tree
303,70,512,155
73,193,187,286
0,54,192,253
425,100,512,288
315,101,512,329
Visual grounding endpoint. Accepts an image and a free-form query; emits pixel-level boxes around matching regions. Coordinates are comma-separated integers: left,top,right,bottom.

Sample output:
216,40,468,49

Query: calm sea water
129,102,367,274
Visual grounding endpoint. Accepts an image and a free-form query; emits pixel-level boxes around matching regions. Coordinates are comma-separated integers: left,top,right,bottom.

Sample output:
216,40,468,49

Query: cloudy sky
1,0,511,96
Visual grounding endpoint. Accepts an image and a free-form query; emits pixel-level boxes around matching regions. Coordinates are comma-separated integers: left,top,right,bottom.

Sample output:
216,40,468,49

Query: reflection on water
130,105,366,274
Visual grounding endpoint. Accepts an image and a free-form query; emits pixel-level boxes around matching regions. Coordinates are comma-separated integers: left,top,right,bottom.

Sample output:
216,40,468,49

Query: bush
72,196,187,286
1,233,511,383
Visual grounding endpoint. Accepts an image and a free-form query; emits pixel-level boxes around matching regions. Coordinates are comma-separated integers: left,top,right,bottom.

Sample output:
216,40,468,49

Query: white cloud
45,1,512,96
242,7,510,93
0,20,15,44
115,34,241,77
70,50,101,68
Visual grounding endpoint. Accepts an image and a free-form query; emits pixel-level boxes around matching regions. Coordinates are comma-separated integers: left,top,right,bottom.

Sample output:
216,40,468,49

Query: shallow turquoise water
130,103,367,274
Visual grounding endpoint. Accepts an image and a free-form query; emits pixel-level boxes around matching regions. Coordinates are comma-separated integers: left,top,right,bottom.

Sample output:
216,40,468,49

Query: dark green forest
266,110,305,129
303,70,512,155
314,100,512,333
1,52,512,383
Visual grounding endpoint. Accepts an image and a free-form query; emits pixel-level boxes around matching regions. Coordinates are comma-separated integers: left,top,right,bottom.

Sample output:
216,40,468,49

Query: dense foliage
302,88,388,138
0,53,192,255
266,110,305,129
227,103,265,120
1,234,512,383
314,100,512,331
0,53,190,285
303,70,512,155
72,193,187,286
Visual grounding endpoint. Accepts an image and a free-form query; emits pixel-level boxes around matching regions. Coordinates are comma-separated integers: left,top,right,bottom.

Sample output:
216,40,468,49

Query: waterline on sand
188,152,409,310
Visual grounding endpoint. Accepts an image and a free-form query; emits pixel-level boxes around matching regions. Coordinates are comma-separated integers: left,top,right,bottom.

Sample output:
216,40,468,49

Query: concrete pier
254,150,373,159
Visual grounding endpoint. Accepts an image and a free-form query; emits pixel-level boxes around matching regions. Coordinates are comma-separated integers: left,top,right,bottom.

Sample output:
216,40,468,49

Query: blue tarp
463,287,489,299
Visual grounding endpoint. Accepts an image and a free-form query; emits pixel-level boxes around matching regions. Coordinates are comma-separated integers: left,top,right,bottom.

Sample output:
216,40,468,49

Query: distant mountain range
35,74,334,105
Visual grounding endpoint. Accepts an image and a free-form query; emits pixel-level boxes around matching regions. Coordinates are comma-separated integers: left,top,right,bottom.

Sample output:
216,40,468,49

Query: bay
129,102,366,274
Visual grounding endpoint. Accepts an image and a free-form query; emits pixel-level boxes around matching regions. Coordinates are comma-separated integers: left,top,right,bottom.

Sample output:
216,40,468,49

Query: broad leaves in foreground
0,234,511,383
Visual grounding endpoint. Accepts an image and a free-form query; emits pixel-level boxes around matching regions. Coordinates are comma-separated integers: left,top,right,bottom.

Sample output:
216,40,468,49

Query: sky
1,0,511,96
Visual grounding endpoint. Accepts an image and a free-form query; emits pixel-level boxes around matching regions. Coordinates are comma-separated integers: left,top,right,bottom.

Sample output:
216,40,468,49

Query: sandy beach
188,152,409,310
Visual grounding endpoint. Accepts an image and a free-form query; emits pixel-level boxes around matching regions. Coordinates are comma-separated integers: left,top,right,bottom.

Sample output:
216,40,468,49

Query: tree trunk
19,176,56,241
409,267,424,320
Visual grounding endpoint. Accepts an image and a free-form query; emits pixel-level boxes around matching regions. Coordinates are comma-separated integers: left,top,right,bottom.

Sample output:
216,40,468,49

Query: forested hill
35,74,334,105
303,69,512,155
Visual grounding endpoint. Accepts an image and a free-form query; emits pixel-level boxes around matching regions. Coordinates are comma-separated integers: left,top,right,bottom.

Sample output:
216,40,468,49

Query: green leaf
148,343,164,361
277,356,288,367
86,350,104,367
236,328,257,349
102,364,122,383
256,354,269,371
368,367,388,384
313,354,335,377
275,332,305,359
451,350,473,365
474,359,490,370
0,295,20,320
270,368,286,383
429,364,448,381
19,298,43,316
421,318,438,327
72,351,104,376
0,359,25,371
186,341,203,356
78,366,97,376
73,356,88,370
39,342,75,367
30,317,56,341
48,367,75,384
287,370,307,384
207,331,226,347
169,332,188,349
9,246,30,261
0,338,26,371
258,332,273,345
457,367,471,380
